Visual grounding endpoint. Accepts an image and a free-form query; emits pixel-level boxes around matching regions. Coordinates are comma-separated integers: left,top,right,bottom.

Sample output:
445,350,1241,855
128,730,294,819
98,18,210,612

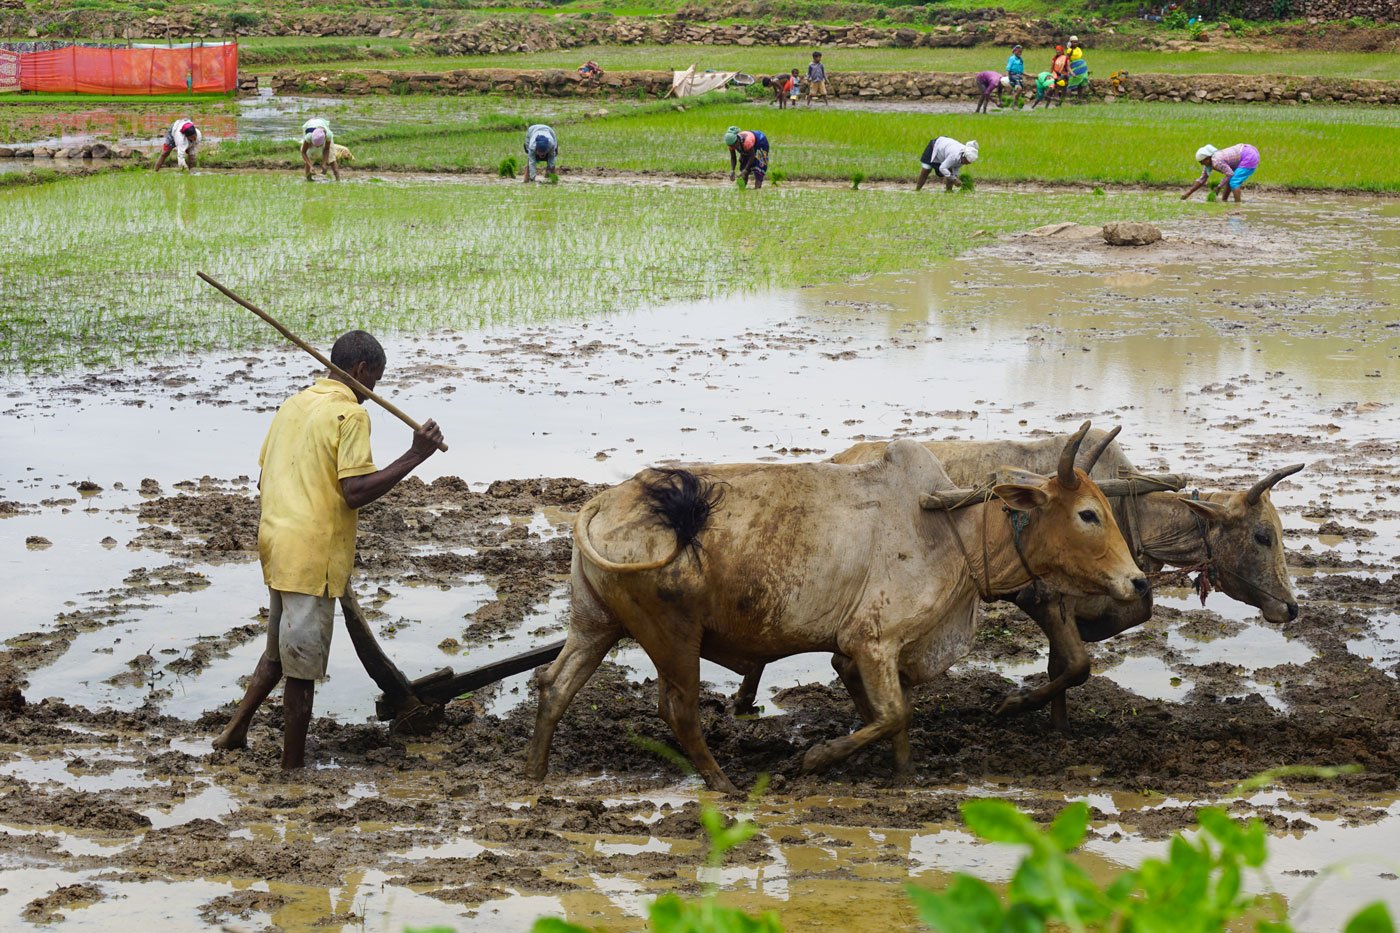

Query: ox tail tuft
641,468,725,560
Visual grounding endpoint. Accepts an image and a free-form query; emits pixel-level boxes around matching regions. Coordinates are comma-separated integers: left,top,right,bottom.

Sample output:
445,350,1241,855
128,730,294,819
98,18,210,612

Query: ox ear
1180,496,1230,524
992,482,1051,512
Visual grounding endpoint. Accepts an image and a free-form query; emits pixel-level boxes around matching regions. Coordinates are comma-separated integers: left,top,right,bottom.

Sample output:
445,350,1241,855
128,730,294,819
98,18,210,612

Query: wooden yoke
921,472,1188,511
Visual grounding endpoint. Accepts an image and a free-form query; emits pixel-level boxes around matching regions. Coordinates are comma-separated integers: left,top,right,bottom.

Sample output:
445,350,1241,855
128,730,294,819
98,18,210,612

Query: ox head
990,422,1149,604
1178,464,1303,624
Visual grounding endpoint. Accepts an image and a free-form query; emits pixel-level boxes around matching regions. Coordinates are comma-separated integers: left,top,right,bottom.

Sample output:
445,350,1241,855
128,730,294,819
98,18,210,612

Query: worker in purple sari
1182,143,1261,203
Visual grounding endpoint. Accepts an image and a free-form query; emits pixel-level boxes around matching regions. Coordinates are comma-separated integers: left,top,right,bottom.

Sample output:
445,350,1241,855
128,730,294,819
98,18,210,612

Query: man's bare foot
212,729,247,751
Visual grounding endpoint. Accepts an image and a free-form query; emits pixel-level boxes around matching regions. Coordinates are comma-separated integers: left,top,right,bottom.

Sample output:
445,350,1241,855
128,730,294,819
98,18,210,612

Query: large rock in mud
1103,222,1162,246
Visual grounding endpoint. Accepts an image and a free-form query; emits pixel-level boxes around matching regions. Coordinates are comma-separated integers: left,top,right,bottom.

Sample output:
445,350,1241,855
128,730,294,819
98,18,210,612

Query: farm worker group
213,330,445,769
152,118,200,172
1182,143,1261,202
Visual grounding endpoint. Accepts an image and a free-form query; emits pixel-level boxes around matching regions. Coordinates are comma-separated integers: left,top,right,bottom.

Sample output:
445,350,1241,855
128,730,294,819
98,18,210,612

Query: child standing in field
788,69,801,106
806,51,829,104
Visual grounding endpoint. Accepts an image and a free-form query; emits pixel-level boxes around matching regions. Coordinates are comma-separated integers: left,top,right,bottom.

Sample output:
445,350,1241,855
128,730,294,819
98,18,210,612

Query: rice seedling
499,156,520,177
851,170,866,190
0,172,1193,372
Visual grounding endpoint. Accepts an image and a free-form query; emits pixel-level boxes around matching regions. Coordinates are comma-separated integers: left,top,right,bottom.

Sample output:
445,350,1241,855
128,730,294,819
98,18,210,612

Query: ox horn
1057,421,1091,489
1077,425,1122,474
1245,463,1305,505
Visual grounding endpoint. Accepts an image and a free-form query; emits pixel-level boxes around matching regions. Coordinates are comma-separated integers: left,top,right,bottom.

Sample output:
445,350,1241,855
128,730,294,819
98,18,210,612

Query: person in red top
1050,45,1071,105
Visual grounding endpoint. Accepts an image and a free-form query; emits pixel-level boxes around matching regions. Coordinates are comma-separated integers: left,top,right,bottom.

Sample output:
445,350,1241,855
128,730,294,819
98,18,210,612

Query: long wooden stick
197,271,448,452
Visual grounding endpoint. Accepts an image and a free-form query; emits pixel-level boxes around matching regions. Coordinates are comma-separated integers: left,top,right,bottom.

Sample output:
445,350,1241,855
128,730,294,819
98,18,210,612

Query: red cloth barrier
20,44,236,94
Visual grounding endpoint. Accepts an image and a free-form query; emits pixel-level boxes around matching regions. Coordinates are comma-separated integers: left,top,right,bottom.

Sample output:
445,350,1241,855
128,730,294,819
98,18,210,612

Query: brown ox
734,428,1303,728
525,426,1148,794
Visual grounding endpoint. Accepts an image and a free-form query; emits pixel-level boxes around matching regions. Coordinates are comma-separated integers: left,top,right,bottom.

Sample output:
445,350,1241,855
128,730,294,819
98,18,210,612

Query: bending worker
523,124,559,183
725,126,770,189
916,136,978,192
213,331,444,769
1182,143,1261,203
300,118,341,182
974,70,1003,114
153,118,200,172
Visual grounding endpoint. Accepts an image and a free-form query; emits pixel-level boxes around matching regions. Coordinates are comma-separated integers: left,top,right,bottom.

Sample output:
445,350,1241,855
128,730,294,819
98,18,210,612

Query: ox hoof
733,701,761,718
800,746,834,775
995,691,1035,717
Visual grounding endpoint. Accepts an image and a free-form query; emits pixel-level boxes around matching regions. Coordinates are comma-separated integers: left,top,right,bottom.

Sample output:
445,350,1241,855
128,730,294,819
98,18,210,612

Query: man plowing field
211,330,444,769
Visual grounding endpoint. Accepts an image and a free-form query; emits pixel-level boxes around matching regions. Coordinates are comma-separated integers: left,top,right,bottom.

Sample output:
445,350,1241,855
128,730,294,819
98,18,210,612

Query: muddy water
0,91,613,151
1,192,1398,928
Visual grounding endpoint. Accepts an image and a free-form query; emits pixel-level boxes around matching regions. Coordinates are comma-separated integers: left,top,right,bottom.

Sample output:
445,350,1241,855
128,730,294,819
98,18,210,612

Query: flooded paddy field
0,92,615,152
1,184,1398,929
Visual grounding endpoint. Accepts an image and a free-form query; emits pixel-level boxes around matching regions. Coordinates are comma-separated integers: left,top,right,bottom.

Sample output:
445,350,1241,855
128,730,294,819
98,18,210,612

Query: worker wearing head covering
153,118,201,173
974,70,1003,114
1182,143,1261,202
1030,70,1056,109
1069,36,1084,61
300,118,341,182
725,126,770,188
1006,44,1026,101
523,124,559,183
916,136,978,192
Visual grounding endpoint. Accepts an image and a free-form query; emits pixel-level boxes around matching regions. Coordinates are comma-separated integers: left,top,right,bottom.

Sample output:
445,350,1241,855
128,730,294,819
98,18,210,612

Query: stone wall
271,66,1400,105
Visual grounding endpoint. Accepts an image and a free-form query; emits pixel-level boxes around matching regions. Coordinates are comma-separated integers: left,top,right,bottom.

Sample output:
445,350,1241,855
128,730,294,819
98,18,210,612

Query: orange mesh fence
20,44,237,94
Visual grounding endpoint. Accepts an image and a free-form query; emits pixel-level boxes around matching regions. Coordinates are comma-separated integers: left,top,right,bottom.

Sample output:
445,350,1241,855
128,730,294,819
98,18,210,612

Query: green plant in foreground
908,792,1395,933
499,155,519,177
958,173,975,193
1092,186,1105,196
547,172,560,184
767,169,787,186
850,170,866,190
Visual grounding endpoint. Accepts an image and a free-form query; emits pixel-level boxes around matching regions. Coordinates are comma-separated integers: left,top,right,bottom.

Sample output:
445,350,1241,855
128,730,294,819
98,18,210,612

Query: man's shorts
1227,166,1256,189
264,588,335,680
1008,74,1024,88
808,79,828,95
162,129,197,156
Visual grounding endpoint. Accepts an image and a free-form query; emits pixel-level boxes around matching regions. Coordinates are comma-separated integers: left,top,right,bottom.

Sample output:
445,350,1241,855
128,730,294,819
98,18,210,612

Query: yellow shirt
1070,47,1084,61
258,378,377,597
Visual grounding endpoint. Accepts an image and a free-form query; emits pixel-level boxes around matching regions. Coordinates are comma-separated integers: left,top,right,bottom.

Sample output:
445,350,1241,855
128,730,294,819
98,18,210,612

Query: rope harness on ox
1137,487,1292,609
931,487,1041,602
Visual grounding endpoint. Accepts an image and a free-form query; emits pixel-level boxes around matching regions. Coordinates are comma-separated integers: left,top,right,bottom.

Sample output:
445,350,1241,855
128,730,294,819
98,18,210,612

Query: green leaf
907,877,1005,933
1345,902,1397,933
530,920,594,933
962,799,1041,847
1002,903,1046,933
1048,802,1089,852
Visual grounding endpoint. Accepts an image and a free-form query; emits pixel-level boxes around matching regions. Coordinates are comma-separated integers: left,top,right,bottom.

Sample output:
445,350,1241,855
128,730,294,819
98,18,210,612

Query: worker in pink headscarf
300,118,341,182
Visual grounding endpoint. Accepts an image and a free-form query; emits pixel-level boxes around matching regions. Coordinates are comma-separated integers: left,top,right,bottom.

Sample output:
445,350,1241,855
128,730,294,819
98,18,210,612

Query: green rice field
243,45,1400,80
0,171,1191,370
208,100,1400,192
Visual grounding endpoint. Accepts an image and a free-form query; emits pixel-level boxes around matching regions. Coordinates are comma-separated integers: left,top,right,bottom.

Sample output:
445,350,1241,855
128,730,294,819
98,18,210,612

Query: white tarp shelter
669,64,739,98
